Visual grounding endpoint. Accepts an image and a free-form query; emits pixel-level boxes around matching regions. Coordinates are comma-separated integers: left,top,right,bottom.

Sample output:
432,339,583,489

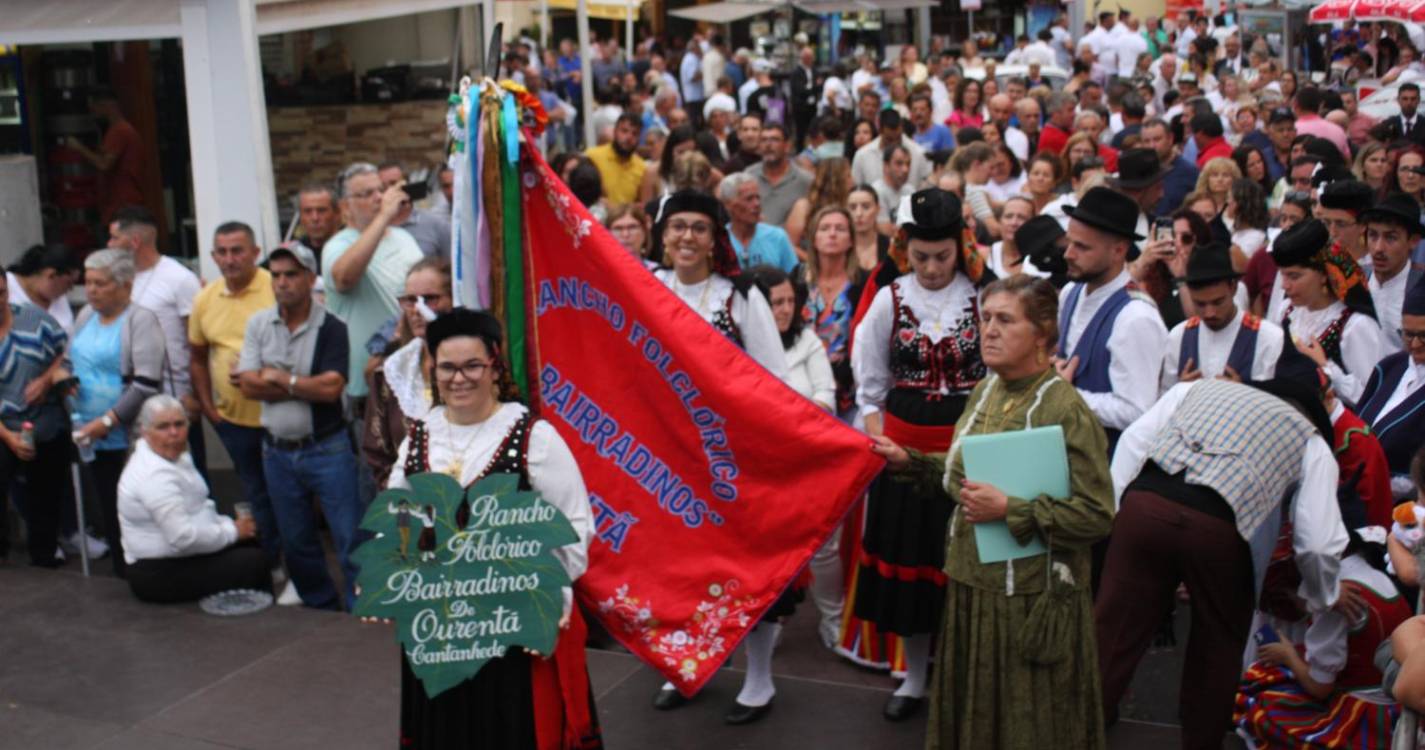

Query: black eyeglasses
1401,328,1425,343
434,361,491,382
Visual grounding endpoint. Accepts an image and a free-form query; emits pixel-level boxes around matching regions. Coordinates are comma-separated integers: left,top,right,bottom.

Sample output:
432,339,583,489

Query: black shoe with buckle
653,686,690,710
725,699,773,725
883,694,924,721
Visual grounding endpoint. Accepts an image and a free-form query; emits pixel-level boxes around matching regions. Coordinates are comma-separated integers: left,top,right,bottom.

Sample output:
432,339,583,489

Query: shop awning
0,0,180,45
793,0,938,12
668,2,781,24
254,0,477,36
546,0,648,22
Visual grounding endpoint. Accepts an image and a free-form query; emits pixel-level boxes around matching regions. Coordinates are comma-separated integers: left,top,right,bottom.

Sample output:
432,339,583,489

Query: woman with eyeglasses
1391,147,1425,207
603,203,651,264
386,308,599,750
647,190,790,721
363,258,453,489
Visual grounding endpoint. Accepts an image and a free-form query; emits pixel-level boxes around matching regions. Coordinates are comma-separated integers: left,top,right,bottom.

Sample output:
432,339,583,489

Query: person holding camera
376,162,451,259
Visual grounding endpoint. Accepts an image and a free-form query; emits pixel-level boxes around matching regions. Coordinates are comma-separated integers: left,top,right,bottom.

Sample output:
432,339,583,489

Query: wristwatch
100,414,114,430
288,373,298,395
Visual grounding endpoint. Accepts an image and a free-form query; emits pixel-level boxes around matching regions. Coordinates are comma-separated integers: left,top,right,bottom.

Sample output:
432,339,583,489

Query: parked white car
962,64,1070,91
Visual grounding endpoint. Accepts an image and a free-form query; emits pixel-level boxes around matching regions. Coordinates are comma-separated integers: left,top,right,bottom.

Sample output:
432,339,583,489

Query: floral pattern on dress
598,579,759,683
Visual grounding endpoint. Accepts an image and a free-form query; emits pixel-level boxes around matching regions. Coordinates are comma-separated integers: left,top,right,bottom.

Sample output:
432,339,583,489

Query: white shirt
821,76,852,115
850,69,878,99
1114,27,1149,78
985,174,1026,203
5,271,73,334
1379,358,1425,419
388,402,593,615
853,273,977,417
1002,126,1030,162
785,327,835,409
1059,269,1169,430
851,136,931,191
1160,309,1285,392
700,48,726,95
1112,381,1347,613
871,178,915,225
1176,27,1199,58
1286,301,1384,404
1231,228,1268,260
118,438,237,565
1369,269,1410,354
1050,26,1074,68
1025,41,1058,68
132,255,202,397
929,77,952,124
987,242,1050,280
738,77,759,113
680,52,704,102
654,270,788,382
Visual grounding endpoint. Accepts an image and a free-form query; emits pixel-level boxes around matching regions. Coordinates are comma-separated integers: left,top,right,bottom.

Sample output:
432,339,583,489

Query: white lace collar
383,338,433,421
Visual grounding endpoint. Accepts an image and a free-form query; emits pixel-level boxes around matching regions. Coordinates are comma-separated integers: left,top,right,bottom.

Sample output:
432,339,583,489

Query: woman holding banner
645,190,793,724
849,188,990,721
386,309,600,750
871,274,1114,748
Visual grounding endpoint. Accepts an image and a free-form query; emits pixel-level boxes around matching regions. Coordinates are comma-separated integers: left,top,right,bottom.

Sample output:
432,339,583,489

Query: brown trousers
1095,489,1256,750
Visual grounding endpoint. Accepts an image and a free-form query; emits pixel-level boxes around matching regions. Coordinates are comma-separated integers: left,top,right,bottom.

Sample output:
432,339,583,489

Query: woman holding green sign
384,308,599,750
871,274,1115,749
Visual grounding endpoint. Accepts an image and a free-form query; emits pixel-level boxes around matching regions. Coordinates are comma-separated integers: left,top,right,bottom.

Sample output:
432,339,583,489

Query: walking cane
70,461,90,577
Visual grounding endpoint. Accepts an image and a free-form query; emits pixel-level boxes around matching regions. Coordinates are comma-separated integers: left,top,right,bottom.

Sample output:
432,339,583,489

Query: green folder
961,425,1069,564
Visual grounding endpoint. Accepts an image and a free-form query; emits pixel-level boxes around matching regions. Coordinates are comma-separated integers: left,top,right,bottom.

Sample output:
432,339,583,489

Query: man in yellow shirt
583,112,646,206
189,221,281,572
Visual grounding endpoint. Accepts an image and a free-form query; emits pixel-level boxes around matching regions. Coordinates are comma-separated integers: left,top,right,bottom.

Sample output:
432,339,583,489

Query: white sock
735,623,780,707
809,535,845,632
893,633,933,699
660,681,675,692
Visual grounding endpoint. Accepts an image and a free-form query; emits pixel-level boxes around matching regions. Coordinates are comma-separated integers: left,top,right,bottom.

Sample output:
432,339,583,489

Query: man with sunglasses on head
238,243,361,612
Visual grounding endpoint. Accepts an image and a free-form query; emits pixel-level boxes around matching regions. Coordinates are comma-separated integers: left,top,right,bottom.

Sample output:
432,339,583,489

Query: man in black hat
1161,242,1285,392
1112,148,1166,239
1097,345,1348,750
1361,192,1424,354
1317,179,1375,269
1014,215,1069,289
1057,186,1168,450
1356,276,1425,498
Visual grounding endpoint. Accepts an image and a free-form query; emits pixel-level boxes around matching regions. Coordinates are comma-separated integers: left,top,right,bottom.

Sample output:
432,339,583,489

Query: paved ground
0,470,1227,749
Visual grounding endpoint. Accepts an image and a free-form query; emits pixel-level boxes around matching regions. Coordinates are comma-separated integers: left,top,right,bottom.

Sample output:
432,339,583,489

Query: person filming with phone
375,162,450,259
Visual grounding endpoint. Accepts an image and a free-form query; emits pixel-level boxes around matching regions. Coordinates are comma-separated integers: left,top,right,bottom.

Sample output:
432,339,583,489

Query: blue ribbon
501,91,518,165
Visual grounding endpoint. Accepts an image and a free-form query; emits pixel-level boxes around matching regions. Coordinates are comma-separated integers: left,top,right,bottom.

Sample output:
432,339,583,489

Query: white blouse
988,241,1050,280
381,337,433,422
1286,301,1384,405
784,327,835,410
852,273,977,417
654,270,789,382
118,438,237,565
388,402,594,615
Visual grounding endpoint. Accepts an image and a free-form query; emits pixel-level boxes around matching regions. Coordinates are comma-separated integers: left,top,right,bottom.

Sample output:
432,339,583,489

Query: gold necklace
983,370,1053,433
669,274,714,316
441,402,499,479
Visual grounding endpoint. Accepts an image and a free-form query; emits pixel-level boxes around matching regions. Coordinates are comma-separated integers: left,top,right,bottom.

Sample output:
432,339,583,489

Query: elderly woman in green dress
871,274,1115,749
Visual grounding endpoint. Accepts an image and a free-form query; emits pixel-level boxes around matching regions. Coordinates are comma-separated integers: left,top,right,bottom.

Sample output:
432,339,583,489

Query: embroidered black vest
404,411,535,527
888,280,984,394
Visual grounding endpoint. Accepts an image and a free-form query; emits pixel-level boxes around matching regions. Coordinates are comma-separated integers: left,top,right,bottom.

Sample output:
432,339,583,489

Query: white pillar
542,0,552,51
917,5,931,55
626,0,635,61
483,0,498,75
578,0,596,148
179,0,279,280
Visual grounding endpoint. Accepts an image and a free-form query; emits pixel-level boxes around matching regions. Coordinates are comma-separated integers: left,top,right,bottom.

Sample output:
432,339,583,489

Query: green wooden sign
353,472,578,698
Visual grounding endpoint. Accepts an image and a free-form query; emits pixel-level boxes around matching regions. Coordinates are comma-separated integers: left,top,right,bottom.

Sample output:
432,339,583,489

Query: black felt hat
1270,218,1331,269
1112,148,1167,190
1360,192,1425,236
1303,137,1346,168
1015,215,1067,272
1063,186,1145,240
1405,275,1425,316
900,188,964,241
1247,320,1335,440
425,307,505,358
1182,241,1239,285
1318,179,1375,214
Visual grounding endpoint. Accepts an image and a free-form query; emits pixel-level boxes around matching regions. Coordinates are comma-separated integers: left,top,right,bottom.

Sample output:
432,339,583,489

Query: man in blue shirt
719,172,799,273
1141,117,1199,217
557,38,582,108
909,94,954,153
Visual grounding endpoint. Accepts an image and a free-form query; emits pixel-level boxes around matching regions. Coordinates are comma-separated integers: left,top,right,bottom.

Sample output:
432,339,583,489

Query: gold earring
1037,350,1046,365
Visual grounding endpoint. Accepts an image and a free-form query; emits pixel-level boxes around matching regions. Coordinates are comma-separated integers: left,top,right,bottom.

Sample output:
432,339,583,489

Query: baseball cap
1267,106,1296,125
268,243,318,273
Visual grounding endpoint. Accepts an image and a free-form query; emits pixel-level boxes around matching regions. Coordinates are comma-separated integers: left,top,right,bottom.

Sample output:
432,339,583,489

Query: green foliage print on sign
353,472,579,698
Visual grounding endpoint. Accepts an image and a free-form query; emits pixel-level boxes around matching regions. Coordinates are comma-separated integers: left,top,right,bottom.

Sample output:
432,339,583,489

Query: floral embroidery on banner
598,579,758,683
537,166,593,248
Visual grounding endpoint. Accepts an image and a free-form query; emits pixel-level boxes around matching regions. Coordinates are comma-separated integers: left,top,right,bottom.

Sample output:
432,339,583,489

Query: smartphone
1254,623,1279,647
401,181,429,202
1154,218,1174,245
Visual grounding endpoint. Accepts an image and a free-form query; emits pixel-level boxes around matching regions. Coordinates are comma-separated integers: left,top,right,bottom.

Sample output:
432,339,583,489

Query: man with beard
1160,242,1285,391
724,112,764,174
1362,193,1422,354
744,123,813,227
65,85,145,224
584,112,646,206
1056,187,1168,453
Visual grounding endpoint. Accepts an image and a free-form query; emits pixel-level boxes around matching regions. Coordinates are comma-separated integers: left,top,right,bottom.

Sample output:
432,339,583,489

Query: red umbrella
1310,0,1357,22
1409,0,1425,22
1353,0,1392,20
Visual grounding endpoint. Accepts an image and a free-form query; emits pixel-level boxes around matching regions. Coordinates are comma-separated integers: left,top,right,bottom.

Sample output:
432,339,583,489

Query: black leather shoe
725,699,774,725
653,687,690,710
883,695,924,721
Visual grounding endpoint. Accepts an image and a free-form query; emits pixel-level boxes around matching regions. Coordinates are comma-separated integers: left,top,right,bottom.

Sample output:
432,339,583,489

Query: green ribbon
499,91,527,397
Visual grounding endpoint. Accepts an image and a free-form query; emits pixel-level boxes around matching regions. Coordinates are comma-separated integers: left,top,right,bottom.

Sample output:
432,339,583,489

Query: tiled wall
267,100,449,202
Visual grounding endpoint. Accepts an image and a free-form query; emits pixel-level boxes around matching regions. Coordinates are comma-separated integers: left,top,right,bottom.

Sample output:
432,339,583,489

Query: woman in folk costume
849,188,992,721
1270,218,1384,406
643,189,796,724
1235,527,1411,748
386,309,600,750
870,274,1114,748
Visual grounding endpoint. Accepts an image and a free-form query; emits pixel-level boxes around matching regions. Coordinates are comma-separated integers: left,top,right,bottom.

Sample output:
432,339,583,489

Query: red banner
521,154,884,696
